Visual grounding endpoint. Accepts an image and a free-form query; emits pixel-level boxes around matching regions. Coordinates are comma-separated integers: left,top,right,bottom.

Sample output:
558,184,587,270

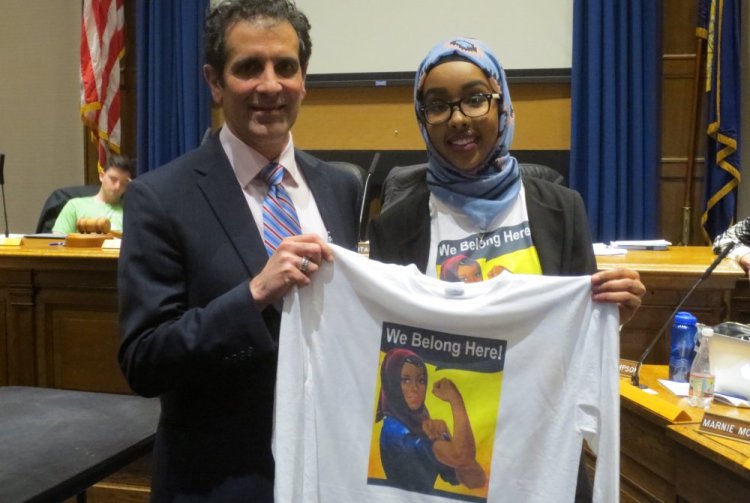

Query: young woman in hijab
369,37,646,501
376,348,486,493
369,36,644,321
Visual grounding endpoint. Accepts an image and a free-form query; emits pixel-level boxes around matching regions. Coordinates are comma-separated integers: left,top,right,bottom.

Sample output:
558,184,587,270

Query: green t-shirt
52,196,124,234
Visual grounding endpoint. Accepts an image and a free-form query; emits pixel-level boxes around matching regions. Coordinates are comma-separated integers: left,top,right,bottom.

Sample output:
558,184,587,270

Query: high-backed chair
327,161,367,191
518,163,566,186
379,162,565,213
35,185,99,233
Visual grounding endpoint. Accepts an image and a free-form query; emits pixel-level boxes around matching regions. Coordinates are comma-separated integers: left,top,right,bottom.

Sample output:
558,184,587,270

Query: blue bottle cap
674,311,697,325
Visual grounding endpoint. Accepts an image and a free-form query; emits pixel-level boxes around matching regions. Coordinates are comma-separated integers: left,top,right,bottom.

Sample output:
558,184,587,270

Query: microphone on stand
0,153,8,238
630,241,737,387
358,152,381,244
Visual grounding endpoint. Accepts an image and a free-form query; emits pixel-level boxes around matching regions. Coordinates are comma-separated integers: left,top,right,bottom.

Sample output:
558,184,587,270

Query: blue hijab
415,37,521,230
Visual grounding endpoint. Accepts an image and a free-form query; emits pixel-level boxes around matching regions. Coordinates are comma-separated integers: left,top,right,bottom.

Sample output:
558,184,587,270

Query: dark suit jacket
118,135,360,502
369,175,597,276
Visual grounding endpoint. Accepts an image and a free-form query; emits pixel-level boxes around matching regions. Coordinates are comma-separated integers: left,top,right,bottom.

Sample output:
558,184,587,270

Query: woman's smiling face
420,60,500,173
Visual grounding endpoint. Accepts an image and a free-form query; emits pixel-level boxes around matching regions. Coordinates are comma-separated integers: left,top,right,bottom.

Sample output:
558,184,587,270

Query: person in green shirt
52,155,134,234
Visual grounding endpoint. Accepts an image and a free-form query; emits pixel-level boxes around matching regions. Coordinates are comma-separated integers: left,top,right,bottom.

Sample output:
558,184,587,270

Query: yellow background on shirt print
435,246,543,280
367,353,503,499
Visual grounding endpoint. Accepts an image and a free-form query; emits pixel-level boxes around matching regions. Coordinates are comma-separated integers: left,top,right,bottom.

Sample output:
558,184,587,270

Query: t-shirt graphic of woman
376,348,486,494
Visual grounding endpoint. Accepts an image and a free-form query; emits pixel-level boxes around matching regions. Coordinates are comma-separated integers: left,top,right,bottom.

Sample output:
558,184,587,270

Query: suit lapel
194,137,269,277
297,151,343,244
192,142,358,278
377,188,431,272
524,178,565,275
399,192,431,272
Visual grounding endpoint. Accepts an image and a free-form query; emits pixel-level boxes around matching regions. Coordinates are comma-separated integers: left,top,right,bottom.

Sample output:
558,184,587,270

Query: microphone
0,153,7,238
358,152,381,242
630,241,736,387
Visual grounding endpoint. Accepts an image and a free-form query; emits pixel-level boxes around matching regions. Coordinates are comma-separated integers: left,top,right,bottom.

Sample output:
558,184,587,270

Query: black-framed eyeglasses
419,93,501,125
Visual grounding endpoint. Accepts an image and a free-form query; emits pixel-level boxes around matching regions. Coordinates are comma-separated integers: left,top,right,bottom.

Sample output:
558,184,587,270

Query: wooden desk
597,246,743,362
1,244,740,393
620,365,750,502
0,245,124,393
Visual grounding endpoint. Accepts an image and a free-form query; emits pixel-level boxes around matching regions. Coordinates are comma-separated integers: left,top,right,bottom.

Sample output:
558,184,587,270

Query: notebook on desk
21,233,66,248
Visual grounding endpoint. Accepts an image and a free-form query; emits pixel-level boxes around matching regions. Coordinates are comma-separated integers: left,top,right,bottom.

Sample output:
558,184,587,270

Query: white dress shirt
219,126,329,242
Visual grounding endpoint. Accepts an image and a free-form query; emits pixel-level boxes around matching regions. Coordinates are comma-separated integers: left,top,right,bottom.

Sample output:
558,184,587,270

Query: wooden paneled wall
105,0,709,243
293,83,571,152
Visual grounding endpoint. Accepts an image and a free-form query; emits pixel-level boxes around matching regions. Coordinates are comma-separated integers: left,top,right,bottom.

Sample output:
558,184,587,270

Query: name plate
0,236,22,246
699,411,750,444
619,358,638,378
357,240,370,257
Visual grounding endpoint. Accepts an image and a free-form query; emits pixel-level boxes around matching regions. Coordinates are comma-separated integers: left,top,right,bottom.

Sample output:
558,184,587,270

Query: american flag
80,0,124,169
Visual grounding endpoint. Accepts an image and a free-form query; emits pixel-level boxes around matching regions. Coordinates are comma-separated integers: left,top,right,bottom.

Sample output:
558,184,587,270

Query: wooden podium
0,245,124,392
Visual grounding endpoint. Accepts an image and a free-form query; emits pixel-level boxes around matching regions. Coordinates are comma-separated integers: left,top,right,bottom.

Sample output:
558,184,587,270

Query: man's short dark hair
105,154,136,179
204,0,312,83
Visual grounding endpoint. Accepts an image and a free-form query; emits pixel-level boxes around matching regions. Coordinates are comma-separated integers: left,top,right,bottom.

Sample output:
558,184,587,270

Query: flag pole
681,9,707,246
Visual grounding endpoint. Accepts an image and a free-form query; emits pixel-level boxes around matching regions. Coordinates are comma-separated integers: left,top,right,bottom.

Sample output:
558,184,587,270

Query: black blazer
369,175,597,276
118,135,360,501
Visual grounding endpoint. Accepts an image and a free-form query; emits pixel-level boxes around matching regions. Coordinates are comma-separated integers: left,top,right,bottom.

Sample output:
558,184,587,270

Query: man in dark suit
117,1,360,501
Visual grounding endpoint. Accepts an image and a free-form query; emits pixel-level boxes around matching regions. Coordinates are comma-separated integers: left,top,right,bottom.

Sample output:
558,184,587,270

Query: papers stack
610,239,671,251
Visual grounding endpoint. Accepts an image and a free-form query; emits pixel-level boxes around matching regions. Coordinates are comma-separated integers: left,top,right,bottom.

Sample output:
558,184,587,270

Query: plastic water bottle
688,327,715,408
669,311,697,382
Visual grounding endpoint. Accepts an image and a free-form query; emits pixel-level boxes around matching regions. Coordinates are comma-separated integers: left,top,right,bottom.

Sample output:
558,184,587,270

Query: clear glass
420,93,500,125
688,328,715,408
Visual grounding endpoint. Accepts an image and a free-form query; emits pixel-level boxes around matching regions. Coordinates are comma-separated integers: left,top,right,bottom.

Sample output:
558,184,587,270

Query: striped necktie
260,162,301,256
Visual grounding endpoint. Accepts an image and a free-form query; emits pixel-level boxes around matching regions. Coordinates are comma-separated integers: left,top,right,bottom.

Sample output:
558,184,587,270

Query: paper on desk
593,243,628,256
658,379,750,408
659,379,690,397
610,239,671,250
102,238,121,249
714,394,750,408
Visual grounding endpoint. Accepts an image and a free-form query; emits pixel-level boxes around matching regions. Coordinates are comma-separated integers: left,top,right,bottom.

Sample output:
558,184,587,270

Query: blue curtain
136,0,211,174
570,1,662,242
